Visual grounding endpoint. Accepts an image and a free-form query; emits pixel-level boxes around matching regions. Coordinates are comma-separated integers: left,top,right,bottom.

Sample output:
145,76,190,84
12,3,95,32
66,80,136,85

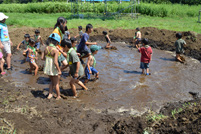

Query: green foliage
0,2,200,18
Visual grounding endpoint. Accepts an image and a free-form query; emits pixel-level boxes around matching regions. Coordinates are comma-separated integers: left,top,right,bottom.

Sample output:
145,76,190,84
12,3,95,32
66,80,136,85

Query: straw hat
0,12,9,21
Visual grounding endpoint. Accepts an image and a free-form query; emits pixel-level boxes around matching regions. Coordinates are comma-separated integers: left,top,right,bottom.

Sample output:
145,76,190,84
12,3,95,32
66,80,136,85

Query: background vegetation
0,0,201,5
0,2,200,18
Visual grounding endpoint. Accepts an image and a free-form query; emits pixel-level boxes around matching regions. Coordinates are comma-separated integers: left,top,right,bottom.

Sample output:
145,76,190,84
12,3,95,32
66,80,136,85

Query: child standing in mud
137,38,152,75
52,17,68,68
77,24,97,64
44,33,61,100
133,27,141,48
26,39,38,76
174,33,186,63
0,12,13,70
102,31,117,49
63,26,70,40
74,26,83,39
61,39,88,97
84,45,101,84
33,30,44,51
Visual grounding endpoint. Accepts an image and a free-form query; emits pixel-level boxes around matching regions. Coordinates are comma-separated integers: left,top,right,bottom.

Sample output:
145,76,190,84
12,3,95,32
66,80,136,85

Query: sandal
1,72,6,75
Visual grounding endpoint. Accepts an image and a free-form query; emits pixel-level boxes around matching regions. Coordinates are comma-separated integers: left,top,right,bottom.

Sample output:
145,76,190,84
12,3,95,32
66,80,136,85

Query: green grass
5,13,201,34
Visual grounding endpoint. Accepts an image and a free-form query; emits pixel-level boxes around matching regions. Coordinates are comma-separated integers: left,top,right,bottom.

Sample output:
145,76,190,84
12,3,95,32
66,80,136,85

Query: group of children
0,12,187,99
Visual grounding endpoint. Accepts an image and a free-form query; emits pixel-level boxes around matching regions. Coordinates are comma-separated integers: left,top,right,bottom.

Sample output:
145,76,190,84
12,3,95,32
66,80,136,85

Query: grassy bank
0,2,200,17
6,13,201,34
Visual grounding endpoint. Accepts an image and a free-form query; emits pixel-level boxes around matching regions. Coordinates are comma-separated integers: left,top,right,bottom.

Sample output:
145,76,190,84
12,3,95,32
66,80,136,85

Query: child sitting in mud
17,34,30,50
174,33,186,63
0,48,6,75
44,33,61,100
61,39,88,97
84,45,101,84
26,38,38,76
32,30,44,51
133,27,141,48
74,26,83,39
77,24,97,64
102,31,117,50
136,38,152,75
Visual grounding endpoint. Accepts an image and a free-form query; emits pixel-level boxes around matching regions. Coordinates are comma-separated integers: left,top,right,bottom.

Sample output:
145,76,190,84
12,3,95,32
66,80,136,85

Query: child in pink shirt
137,38,152,75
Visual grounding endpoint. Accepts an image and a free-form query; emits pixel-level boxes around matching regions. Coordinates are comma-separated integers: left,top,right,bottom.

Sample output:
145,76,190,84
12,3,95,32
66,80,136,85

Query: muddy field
0,27,201,134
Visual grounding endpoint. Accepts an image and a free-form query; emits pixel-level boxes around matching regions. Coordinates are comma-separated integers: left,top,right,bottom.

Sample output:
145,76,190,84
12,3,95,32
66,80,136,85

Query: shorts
136,38,141,44
26,55,35,63
2,41,11,54
58,54,66,67
77,48,91,57
140,62,150,69
85,66,98,80
35,42,40,49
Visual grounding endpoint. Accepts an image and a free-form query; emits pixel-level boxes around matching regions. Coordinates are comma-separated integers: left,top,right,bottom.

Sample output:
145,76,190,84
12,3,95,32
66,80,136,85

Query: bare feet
56,96,61,100
47,94,53,99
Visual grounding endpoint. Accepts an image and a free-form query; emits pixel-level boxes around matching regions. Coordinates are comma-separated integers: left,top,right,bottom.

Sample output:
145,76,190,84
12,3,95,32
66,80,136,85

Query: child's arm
54,50,61,75
40,37,44,46
56,46,67,57
87,56,92,74
17,42,23,50
85,41,97,46
75,61,80,78
0,41,3,49
107,35,111,42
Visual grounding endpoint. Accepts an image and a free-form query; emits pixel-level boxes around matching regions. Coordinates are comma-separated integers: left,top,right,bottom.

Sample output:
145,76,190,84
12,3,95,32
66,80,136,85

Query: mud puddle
5,42,201,115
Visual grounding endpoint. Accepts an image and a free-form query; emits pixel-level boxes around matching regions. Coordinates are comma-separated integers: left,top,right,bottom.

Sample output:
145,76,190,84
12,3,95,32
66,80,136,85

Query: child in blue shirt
0,12,13,70
77,24,97,63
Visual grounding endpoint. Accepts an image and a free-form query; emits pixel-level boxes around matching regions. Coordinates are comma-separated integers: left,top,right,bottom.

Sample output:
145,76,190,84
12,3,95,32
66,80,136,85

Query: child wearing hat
0,12,13,70
44,33,62,100
84,45,101,84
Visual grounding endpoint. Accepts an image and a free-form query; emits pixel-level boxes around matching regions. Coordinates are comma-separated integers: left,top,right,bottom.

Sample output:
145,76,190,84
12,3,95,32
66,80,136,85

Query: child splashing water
26,39,38,76
44,33,61,100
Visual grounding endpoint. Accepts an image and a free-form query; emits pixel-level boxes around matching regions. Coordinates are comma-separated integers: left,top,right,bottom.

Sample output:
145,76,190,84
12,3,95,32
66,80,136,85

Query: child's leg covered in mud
0,58,5,74
30,62,38,76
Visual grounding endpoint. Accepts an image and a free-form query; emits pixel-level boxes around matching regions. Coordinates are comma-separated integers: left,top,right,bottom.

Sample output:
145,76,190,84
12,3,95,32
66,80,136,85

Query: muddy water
4,42,201,114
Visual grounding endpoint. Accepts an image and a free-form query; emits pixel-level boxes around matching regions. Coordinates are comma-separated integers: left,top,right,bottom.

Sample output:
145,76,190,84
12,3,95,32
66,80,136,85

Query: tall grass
0,2,200,17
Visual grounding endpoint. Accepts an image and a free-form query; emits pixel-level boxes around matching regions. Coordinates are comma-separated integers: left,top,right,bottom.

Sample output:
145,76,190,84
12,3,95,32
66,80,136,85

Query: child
84,45,101,84
74,26,83,39
61,39,88,97
63,26,70,40
133,27,141,48
102,31,117,49
26,38,38,76
0,48,5,75
137,38,152,75
44,33,61,100
17,34,30,50
77,24,97,63
33,30,44,51
0,12,13,70
52,17,68,67
174,33,186,63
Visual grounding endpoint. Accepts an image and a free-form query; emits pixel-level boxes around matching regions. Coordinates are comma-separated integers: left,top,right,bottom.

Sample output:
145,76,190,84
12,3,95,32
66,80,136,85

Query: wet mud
0,27,201,133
